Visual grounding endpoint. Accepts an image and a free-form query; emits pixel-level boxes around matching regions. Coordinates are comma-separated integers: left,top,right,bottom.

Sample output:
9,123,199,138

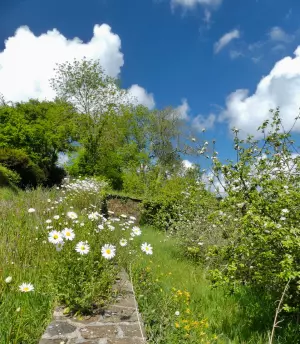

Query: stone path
39,270,146,344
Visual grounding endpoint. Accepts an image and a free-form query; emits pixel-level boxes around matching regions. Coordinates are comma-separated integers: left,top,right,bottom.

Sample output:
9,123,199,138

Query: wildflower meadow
1,56,300,344
0,178,152,343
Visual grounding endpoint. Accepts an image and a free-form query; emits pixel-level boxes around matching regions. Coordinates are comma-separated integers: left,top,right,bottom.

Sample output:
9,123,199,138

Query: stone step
39,270,146,344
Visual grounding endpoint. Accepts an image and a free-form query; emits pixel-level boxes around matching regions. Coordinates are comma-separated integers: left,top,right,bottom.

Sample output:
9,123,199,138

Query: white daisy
45,219,52,224
28,208,36,213
75,241,90,255
119,239,128,247
48,230,63,244
53,215,60,220
131,226,142,236
141,243,153,255
19,282,34,292
120,214,127,218
101,244,116,260
67,211,78,220
62,228,75,241
129,216,136,221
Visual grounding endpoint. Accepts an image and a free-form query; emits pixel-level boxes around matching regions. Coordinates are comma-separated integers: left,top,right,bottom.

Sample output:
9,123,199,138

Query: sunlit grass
0,183,145,344
133,227,299,344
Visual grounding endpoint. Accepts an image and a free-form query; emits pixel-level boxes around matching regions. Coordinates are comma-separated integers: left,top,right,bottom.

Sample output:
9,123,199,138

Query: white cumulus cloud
0,24,152,107
214,29,240,54
127,84,155,109
193,113,216,130
220,46,300,137
175,98,190,120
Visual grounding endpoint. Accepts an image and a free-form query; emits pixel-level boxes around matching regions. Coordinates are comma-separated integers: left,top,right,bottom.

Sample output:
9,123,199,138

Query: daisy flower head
28,208,36,213
48,230,63,244
53,215,60,220
19,282,34,292
101,244,116,260
119,239,128,247
62,228,75,241
45,219,52,224
75,241,90,255
129,216,136,221
131,226,142,236
141,242,153,255
67,211,78,220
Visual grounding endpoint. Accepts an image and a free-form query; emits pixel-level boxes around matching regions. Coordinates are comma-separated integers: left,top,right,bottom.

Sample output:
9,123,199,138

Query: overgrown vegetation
1,57,300,343
0,179,150,343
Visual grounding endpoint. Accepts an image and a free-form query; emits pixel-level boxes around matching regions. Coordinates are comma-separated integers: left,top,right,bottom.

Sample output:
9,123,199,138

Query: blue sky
1,0,300,165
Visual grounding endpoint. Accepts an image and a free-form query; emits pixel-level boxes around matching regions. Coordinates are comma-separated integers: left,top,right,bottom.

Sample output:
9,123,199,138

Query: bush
140,176,216,231
0,148,46,188
207,110,300,316
0,164,21,187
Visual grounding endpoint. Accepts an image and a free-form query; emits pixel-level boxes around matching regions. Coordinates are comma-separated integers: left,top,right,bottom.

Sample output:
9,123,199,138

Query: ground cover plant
0,178,152,343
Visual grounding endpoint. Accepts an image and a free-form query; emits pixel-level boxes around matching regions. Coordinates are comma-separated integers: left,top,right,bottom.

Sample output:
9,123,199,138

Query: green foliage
0,99,77,186
140,171,214,231
0,164,21,187
207,110,300,317
50,57,127,117
132,227,300,343
0,148,46,188
0,178,149,342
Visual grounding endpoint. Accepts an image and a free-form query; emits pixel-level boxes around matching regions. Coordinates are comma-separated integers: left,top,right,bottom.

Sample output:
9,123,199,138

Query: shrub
140,176,216,231
207,110,300,316
0,148,46,188
0,164,21,187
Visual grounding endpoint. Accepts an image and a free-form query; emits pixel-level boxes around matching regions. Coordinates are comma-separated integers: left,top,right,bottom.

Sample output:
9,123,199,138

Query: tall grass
0,183,146,343
132,227,299,344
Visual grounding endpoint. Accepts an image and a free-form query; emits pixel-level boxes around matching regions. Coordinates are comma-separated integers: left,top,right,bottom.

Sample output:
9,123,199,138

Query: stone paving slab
39,270,146,344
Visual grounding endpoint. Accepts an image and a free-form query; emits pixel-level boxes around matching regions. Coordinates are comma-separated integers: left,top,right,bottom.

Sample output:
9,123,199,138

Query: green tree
0,99,77,186
50,58,129,175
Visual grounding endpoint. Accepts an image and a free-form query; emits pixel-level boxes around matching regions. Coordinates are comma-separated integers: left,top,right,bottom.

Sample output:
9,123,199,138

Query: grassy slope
133,226,298,344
